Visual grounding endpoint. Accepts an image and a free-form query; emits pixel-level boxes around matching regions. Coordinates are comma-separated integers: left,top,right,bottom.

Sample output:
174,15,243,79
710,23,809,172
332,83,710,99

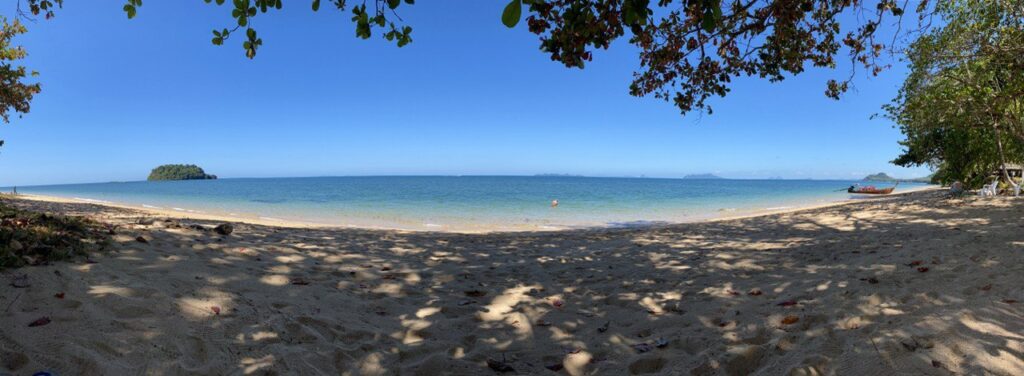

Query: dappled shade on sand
1,191,1023,375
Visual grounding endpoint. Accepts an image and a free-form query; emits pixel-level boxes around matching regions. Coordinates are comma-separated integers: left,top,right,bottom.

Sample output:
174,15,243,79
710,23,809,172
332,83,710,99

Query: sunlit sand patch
275,255,305,263
402,272,421,284
835,316,871,330
113,256,145,261
480,337,514,351
616,292,641,302
709,258,764,271
395,317,433,344
389,246,426,256
88,285,136,298
234,331,280,344
240,355,275,375
415,307,441,319
639,296,665,314
960,313,1024,340
503,312,533,340
178,296,233,319
72,263,97,273
203,276,231,285
372,283,404,297
478,287,534,322
564,350,593,375
260,274,289,286
815,280,832,291
701,285,738,298
267,265,292,274
226,247,259,256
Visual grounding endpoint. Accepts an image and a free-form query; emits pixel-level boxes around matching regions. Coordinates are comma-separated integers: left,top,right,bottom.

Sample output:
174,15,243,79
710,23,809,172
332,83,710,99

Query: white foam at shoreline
142,204,163,209
74,197,111,204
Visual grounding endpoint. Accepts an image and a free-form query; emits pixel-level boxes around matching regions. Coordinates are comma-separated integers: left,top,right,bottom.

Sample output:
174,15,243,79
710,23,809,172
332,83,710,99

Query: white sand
1,190,1022,375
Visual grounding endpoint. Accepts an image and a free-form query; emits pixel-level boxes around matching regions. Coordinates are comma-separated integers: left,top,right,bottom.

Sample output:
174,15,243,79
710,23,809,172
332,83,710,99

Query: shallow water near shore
6,176,930,231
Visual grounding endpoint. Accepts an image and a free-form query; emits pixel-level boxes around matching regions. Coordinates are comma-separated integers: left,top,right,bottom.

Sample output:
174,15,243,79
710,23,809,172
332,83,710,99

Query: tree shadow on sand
1,191,1022,375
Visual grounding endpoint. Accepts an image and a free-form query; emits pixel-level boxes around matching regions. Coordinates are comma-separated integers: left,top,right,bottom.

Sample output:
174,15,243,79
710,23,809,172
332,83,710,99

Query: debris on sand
10,274,30,288
214,224,233,235
486,358,514,373
28,317,51,327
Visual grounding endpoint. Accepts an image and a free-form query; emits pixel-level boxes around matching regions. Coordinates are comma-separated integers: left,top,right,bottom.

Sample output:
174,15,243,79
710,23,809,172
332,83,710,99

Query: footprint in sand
629,356,667,374
788,355,831,376
111,304,156,319
296,316,339,342
61,298,83,310
176,335,210,367
1,351,29,372
722,344,766,376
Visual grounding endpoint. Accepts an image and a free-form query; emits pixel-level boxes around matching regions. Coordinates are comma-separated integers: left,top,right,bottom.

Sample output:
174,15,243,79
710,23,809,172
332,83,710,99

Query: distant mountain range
863,172,933,183
682,173,724,180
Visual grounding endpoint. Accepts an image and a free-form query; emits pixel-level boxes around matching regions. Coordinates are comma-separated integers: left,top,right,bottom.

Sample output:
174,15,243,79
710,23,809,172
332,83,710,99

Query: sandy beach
1,189,1022,375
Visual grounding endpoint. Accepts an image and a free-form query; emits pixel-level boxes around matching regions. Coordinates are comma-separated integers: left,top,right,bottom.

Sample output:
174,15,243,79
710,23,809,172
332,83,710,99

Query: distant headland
862,172,932,183
147,164,217,181
682,173,724,180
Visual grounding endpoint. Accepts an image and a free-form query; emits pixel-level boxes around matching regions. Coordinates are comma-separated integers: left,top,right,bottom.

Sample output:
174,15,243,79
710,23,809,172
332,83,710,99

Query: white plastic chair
980,181,998,197
988,181,999,196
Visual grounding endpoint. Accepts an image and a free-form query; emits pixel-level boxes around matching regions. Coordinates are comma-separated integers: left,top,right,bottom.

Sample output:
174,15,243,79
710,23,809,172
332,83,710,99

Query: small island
147,164,218,181
682,173,724,180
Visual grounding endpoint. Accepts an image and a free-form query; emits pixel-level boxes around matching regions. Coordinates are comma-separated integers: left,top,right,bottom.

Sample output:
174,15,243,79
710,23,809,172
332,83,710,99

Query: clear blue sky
0,2,930,186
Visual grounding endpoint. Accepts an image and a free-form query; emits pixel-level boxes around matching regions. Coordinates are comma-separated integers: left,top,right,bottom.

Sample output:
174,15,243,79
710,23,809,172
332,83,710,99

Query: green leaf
312,0,319,11
501,0,521,28
387,0,400,9
123,4,137,19
701,7,715,32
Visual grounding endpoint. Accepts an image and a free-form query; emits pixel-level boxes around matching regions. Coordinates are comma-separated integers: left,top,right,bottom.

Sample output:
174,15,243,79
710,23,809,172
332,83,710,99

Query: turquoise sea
5,176,929,232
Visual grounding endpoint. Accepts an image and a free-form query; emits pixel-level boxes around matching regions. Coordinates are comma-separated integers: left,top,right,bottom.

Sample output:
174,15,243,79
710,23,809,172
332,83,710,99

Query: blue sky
0,2,930,186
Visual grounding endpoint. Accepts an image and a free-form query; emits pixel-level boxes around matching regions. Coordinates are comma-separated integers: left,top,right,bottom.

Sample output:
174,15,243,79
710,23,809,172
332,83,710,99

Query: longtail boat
848,182,898,195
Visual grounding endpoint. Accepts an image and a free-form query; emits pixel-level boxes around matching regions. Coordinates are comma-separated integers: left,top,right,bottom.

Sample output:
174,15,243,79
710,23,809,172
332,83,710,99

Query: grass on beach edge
0,195,111,269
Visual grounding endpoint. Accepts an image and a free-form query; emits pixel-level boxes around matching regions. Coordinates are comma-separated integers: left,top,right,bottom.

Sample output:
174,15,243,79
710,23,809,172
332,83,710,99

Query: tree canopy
886,0,1023,188
0,17,40,149
18,0,923,119
147,164,218,181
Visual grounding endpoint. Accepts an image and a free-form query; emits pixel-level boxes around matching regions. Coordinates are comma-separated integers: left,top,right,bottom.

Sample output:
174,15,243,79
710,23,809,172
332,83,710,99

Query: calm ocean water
6,176,928,231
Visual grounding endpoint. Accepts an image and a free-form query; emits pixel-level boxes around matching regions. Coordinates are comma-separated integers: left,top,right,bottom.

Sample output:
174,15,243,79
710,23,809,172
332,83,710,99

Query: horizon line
3,173,929,188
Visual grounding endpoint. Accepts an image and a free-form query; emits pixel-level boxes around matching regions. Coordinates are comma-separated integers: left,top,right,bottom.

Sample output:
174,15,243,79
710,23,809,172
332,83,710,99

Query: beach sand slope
1,191,1022,375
